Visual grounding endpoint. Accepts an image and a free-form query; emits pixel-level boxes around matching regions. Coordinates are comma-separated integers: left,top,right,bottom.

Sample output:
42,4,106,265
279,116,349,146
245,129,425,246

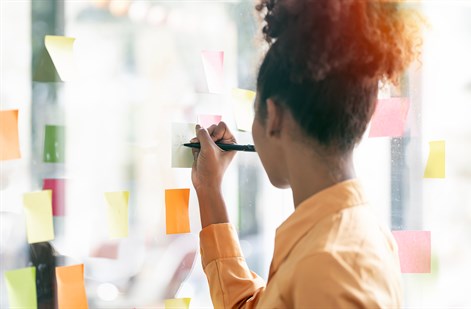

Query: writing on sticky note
165,298,191,309
424,140,445,178
172,123,196,168
56,264,88,309
43,179,66,216
369,98,410,138
197,114,222,129
4,267,37,309
201,50,224,94
45,35,76,82
232,88,256,132
104,191,130,239
0,109,21,160
43,125,65,163
23,191,55,244
165,189,190,234
392,230,431,273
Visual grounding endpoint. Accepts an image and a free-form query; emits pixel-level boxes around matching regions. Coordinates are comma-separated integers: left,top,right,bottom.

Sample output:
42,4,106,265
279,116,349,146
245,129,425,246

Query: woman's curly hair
255,0,425,151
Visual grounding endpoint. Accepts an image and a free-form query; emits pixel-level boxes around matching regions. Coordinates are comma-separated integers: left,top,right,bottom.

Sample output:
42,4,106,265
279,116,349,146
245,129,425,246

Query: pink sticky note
197,114,222,128
201,50,224,94
90,241,119,259
369,98,410,138
42,179,66,216
392,230,431,273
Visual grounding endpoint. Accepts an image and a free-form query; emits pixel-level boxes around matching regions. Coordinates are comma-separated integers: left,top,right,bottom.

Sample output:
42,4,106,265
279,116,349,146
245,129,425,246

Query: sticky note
42,179,66,216
392,230,431,273
232,88,256,132
4,267,37,309
91,241,119,259
43,125,65,163
45,35,76,82
0,109,21,160
172,123,196,168
197,114,222,129
201,50,224,94
165,298,191,309
23,191,55,244
104,191,129,239
369,98,410,138
33,46,62,82
424,140,445,178
165,189,190,234
56,264,88,309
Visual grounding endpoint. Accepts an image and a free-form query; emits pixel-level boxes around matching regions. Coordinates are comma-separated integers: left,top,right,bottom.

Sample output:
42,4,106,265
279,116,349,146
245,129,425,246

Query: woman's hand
191,122,237,227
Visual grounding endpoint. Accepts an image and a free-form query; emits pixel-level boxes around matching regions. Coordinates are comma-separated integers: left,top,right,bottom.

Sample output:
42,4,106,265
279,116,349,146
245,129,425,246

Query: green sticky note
4,267,38,309
43,125,65,163
23,190,55,243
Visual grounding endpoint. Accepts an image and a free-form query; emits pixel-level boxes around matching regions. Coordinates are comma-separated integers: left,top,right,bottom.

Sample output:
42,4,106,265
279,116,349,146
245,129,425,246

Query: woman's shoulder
278,206,401,306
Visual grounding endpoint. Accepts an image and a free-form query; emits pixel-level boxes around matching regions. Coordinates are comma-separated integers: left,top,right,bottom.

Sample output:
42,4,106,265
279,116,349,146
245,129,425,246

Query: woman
190,0,423,307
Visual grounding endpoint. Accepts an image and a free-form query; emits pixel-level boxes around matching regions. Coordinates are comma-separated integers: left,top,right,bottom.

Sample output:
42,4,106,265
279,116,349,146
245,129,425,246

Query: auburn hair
255,0,424,152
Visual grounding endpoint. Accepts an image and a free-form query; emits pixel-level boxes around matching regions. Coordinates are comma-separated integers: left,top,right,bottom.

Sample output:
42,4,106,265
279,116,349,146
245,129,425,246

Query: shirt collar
268,179,368,279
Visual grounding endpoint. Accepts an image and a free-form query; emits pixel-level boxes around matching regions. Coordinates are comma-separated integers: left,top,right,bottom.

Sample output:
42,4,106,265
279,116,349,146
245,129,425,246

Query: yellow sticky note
232,88,256,132
104,191,129,238
56,264,88,309
4,267,37,309
424,140,445,178
172,123,197,168
165,298,191,309
45,35,76,81
165,189,190,234
0,109,21,160
23,191,55,244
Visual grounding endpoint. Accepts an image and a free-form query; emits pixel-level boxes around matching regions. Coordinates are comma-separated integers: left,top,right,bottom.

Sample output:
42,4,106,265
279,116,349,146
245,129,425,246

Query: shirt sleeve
200,223,266,309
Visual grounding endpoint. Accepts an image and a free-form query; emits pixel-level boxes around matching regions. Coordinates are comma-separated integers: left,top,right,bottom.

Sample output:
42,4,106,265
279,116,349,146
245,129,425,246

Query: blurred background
1,0,470,307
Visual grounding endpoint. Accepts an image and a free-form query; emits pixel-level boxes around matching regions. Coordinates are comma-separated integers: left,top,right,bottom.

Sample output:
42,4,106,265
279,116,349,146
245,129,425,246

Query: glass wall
1,0,471,307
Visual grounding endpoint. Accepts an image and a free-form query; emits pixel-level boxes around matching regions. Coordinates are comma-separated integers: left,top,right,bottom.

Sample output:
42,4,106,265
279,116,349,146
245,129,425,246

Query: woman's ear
265,98,283,138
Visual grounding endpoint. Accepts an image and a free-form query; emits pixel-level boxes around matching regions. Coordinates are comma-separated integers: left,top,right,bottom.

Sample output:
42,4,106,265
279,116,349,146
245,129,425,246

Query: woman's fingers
207,124,218,137
211,122,236,144
195,125,216,149
190,122,236,152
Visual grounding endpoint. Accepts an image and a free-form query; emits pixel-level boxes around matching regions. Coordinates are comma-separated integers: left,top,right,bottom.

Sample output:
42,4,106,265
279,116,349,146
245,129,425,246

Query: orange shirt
199,180,402,308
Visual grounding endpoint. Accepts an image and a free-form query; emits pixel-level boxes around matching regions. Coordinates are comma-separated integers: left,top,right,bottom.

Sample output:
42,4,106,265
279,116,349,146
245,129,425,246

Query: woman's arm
191,123,266,308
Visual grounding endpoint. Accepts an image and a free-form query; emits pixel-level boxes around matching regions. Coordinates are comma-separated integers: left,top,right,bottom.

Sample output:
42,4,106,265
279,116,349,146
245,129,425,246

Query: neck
286,142,356,207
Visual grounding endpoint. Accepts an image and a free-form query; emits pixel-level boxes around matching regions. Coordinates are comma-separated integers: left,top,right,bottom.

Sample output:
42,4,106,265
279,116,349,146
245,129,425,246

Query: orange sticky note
392,230,431,273
165,298,191,309
424,140,445,178
165,189,190,234
201,50,224,94
23,190,55,244
0,109,21,160
369,98,410,138
56,264,88,309
197,114,222,129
